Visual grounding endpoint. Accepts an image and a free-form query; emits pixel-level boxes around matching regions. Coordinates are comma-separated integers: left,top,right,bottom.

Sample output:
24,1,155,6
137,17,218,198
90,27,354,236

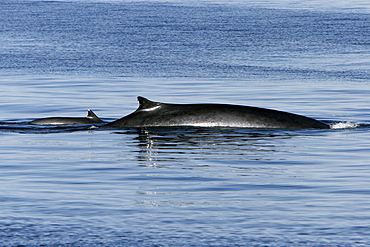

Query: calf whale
30,109,103,125
107,97,330,129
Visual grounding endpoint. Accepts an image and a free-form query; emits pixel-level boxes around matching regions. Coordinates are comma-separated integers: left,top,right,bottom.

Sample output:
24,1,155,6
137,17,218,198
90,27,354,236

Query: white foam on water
330,121,359,129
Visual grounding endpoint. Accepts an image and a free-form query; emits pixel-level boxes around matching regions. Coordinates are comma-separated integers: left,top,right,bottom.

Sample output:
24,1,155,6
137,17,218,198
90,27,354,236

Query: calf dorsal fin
86,109,100,120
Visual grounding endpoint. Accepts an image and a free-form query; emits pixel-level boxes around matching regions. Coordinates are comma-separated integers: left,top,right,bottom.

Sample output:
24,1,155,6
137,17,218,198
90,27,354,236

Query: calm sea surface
1,0,370,246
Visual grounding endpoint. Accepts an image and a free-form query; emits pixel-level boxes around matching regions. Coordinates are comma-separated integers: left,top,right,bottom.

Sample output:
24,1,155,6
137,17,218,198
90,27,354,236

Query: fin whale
107,97,330,129
29,109,103,125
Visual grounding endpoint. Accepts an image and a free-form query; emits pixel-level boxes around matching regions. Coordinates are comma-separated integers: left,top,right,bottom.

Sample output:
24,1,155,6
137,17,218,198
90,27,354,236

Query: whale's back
107,97,330,129
30,109,103,125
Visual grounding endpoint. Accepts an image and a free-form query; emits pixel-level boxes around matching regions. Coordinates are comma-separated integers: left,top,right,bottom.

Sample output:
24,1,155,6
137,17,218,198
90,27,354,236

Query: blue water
1,1,370,246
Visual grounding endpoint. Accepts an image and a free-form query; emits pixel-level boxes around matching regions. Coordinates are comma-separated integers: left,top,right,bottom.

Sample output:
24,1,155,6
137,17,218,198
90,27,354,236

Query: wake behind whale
106,97,330,129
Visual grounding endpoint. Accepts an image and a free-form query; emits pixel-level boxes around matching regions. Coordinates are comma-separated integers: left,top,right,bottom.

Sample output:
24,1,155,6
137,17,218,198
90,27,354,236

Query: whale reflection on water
112,127,306,165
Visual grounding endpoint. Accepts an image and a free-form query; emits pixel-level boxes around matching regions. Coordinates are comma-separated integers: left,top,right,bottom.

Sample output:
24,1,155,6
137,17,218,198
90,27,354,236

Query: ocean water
1,0,370,246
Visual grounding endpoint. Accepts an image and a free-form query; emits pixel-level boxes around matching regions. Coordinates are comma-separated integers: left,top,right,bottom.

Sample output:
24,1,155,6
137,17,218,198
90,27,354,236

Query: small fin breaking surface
87,109,100,120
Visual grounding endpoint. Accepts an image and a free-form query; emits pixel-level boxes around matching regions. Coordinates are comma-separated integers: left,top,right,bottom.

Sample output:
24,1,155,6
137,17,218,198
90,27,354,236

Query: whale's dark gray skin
106,97,330,129
29,109,103,125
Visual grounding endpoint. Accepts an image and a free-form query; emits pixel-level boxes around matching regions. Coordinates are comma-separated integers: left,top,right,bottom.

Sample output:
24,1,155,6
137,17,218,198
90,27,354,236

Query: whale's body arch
107,97,330,129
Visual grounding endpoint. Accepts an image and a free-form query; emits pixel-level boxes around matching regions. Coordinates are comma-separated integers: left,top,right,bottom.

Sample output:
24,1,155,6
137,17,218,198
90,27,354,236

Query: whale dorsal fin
86,109,100,120
137,96,161,110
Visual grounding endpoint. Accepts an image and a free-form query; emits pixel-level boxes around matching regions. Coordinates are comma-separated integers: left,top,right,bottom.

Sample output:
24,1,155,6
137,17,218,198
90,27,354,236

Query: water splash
331,121,359,129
